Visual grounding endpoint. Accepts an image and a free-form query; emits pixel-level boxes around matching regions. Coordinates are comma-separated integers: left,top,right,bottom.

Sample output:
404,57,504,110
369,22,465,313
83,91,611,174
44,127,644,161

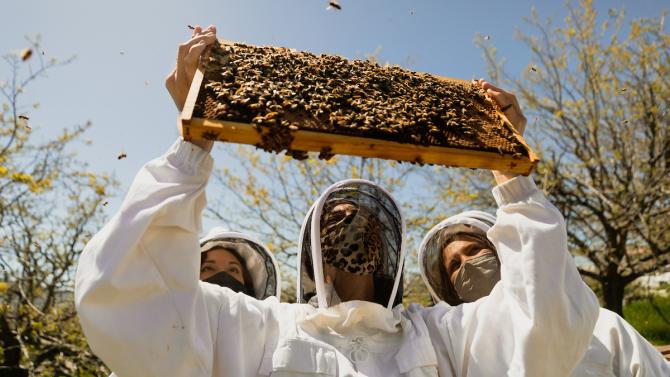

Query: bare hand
478,79,527,135
165,25,217,111
165,25,218,151
477,79,528,183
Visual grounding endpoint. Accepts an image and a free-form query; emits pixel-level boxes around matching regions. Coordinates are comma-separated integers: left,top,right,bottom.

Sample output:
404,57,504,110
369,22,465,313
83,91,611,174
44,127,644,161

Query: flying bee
328,1,341,10
20,48,32,61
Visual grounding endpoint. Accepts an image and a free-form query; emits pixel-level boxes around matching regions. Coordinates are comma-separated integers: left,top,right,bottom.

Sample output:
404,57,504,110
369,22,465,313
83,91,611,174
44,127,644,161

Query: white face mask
454,252,501,303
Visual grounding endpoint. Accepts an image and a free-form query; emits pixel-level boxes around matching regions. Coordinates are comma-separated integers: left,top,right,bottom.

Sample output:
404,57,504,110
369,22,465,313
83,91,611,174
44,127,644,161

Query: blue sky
1,0,667,224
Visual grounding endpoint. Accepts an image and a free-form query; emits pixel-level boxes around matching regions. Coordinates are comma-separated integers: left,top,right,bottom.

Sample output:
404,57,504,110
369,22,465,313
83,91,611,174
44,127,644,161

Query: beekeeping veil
418,210,497,304
200,228,281,300
297,179,405,309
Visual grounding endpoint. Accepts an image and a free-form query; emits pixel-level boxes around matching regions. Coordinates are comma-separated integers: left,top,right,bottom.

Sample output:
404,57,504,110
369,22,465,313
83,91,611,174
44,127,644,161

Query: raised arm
75,26,280,376
75,137,215,375
492,175,599,373
165,25,216,152
421,81,599,376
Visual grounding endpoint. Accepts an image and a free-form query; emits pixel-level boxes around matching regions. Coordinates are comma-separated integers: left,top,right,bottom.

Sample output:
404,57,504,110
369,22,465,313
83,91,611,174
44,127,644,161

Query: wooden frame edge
179,44,210,138
183,118,536,175
497,110,540,168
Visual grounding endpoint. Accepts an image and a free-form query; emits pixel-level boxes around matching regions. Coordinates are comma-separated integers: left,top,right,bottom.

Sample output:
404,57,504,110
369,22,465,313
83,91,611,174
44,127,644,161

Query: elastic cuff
492,175,538,206
165,138,214,176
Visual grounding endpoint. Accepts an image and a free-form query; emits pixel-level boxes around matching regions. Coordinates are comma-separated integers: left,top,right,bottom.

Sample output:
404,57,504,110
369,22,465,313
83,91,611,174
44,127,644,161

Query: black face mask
203,271,254,297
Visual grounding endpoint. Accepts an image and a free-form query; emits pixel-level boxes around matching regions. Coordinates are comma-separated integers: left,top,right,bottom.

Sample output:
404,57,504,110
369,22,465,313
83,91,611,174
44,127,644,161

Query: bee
318,146,335,161
103,201,110,206
328,1,341,10
17,115,31,129
187,24,196,30
20,48,32,61
117,152,127,160
529,65,537,72
201,131,220,140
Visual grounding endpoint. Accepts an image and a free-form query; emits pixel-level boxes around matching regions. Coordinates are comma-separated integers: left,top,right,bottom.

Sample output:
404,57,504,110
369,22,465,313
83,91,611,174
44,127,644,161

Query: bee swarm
191,41,529,163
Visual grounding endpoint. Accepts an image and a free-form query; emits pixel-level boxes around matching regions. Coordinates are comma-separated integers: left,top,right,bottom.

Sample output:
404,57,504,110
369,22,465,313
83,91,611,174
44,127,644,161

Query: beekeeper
199,228,281,299
418,210,670,376
74,25,599,376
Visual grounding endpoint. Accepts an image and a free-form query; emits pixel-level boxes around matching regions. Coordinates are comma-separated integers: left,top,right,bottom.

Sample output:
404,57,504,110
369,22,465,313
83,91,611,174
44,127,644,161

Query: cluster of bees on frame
193,40,528,161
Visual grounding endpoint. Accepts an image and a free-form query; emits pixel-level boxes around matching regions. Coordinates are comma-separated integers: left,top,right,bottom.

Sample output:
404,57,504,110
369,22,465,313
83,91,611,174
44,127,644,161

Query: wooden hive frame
180,40,539,175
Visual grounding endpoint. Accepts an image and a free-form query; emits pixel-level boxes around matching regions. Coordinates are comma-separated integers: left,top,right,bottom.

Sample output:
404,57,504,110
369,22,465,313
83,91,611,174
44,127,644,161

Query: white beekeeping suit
418,210,670,376
75,138,599,376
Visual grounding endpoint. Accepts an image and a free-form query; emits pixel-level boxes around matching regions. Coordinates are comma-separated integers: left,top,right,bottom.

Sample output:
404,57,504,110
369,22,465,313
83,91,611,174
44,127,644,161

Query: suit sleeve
75,139,279,377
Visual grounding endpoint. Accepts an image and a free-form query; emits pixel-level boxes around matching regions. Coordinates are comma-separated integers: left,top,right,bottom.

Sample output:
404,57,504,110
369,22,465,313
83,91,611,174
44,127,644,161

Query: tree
206,144,437,304
0,37,114,376
468,0,670,315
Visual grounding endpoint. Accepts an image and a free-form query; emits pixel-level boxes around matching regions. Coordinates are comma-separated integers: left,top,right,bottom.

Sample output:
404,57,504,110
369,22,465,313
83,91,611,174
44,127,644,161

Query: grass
623,295,670,346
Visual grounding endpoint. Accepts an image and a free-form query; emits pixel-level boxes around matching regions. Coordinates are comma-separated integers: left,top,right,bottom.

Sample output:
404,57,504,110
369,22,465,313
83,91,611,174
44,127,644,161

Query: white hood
418,210,496,302
200,227,281,299
296,179,406,310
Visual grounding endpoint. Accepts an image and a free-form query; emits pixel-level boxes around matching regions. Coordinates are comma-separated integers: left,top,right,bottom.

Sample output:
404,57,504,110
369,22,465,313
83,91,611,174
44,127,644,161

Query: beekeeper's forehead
324,183,400,220
325,184,401,237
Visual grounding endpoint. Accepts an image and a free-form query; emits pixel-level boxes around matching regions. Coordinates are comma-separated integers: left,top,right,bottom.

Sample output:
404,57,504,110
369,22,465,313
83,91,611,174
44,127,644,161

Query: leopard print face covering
320,200,382,275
